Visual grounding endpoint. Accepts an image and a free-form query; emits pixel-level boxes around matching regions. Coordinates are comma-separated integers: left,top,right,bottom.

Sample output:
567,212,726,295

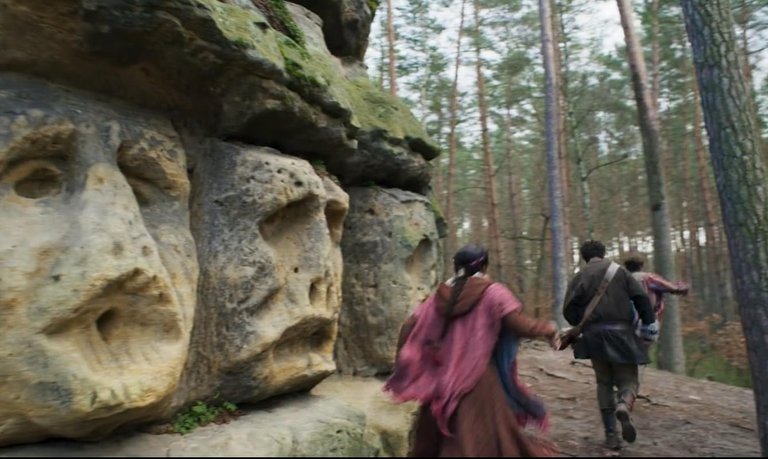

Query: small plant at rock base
171,400,240,435
311,159,327,172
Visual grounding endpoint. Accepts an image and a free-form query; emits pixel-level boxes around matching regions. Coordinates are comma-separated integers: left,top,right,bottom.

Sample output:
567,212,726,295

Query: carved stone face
179,142,348,405
0,76,197,443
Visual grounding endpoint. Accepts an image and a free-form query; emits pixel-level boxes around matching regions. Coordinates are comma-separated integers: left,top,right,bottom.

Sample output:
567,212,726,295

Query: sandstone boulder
335,187,440,375
179,142,348,408
0,74,198,446
0,377,416,457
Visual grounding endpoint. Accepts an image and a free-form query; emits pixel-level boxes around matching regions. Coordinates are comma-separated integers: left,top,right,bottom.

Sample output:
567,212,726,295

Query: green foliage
682,336,753,389
311,159,327,173
267,0,306,48
647,338,752,389
171,400,239,435
366,0,380,12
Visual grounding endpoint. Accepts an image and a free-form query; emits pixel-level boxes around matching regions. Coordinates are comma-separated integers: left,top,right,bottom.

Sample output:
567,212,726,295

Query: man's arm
631,293,655,325
562,273,584,326
648,273,689,296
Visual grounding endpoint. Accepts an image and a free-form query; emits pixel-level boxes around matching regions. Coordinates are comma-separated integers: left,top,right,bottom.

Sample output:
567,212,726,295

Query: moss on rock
197,0,437,157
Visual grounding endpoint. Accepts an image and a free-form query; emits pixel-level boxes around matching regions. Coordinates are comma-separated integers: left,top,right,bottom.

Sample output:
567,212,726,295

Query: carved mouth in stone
40,268,183,374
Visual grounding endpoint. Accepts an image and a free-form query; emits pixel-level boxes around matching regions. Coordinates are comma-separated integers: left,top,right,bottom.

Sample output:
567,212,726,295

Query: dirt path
517,341,760,457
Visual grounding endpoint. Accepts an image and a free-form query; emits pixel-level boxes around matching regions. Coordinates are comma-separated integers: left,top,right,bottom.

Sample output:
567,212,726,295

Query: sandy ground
516,341,760,457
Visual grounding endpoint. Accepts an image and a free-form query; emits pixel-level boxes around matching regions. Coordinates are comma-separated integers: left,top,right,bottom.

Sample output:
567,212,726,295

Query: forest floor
518,341,760,457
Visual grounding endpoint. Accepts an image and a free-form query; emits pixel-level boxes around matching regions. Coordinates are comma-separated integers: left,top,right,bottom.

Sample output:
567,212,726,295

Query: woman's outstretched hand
547,328,561,351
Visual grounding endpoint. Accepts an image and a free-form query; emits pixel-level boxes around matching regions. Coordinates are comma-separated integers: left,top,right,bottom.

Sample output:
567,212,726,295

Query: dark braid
440,274,469,339
439,244,489,339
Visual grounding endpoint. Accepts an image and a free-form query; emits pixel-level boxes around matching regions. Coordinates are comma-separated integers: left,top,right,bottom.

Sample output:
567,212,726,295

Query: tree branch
584,154,630,180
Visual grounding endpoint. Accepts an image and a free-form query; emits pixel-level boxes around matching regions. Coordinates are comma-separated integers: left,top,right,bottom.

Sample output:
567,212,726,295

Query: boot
615,390,637,443
601,409,621,450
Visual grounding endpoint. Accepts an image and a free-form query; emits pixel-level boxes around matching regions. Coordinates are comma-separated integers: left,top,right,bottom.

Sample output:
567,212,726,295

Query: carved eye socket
4,160,64,199
14,166,63,199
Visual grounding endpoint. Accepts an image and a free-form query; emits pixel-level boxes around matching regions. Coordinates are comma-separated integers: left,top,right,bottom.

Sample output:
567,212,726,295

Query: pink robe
383,283,521,436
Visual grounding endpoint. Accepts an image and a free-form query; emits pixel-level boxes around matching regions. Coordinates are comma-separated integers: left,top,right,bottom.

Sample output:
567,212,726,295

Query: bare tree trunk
533,214,551,319
443,0,467,273
691,69,729,319
617,0,685,373
650,0,661,110
433,107,446,202
473,0,504,282
503,99,526,297
736,0,753,90
682,1,768,453
551,0,572,273
376,13,386,89
539,0,567,327
385,0,398,96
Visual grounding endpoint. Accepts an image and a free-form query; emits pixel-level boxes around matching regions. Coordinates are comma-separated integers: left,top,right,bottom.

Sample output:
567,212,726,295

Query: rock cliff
0,0,440,447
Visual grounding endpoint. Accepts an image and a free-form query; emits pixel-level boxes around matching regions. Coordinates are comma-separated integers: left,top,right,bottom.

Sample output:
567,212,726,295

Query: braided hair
440,244,489,338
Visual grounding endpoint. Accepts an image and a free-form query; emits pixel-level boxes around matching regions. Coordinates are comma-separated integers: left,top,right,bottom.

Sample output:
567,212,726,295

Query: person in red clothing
384,244,560,457
623,252,690,327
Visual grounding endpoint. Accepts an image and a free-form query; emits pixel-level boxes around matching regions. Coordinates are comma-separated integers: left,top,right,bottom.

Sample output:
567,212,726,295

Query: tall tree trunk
617,0,685,373
503,99,526,296
385,0,398,96
551,0,572,273
473,0,504,282
576,153,594,239
532,214,551,318
682,1,768,453
539,0,567,327
443,0,467,274
376,13,386,89
557,7,593,241
736,0,753,90
690,68,729,319
679,80,707,317
433,106,446,203
649,0,661,110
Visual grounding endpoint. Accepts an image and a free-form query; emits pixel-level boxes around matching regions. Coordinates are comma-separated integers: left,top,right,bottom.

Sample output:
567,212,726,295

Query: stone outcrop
0,74,199,446
291,0,376,60
0,0,442,448
0,377,417,457
180,142,347,407
335,187,440,376
0,0,438,192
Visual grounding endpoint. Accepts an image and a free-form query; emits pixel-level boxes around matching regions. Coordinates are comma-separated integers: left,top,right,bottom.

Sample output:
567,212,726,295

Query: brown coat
563,258,654,364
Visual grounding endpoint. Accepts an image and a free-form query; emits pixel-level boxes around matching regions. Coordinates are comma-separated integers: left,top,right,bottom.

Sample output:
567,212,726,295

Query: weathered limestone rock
336,187,440,375
0,396,372,457
0,75,198,446
312,375,418,457
179,142,348,407
0,0,438,192
0,0,441,448
0,377,416,457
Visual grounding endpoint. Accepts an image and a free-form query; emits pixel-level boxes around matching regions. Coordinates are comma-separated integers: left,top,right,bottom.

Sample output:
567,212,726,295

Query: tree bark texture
550,0,572,274
681,0,768,454
443,0,467,274
385,0,398,96
473,0,504,282
539,0,567,327
617,0,685,374
504,99,526,297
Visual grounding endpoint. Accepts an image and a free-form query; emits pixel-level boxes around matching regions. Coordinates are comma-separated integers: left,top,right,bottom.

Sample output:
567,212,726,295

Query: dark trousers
590,359,639,412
